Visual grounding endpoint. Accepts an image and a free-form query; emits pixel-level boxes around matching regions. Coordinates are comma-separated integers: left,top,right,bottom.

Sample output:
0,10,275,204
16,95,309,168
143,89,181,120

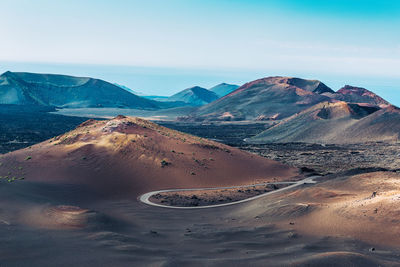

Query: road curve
139,176,318,209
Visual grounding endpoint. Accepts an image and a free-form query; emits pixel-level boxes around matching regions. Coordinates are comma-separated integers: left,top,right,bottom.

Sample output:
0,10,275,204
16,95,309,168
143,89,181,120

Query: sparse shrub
25,156,32,161
161,160,170,167
190,171,196,175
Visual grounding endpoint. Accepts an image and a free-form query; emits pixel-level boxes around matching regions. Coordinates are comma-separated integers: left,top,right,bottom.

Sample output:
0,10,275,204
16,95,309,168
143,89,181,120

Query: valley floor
2,115,400,266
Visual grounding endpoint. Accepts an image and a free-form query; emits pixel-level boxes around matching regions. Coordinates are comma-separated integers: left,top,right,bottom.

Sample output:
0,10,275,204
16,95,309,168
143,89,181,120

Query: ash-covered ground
160,122,400,175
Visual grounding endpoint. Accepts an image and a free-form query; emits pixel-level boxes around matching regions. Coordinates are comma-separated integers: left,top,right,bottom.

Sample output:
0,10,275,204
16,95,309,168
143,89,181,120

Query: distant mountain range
0,71,161,109
0,71,241,110
189,77,334,121
1,71,399,144
167,86,219,106
209,83,239,97
182,76,391,122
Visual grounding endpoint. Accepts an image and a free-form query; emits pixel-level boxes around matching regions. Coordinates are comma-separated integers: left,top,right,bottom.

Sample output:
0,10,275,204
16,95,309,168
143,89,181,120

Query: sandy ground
1,175,400,266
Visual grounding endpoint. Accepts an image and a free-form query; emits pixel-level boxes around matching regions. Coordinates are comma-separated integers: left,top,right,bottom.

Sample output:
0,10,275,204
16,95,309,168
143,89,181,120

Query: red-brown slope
0,116,299,199
325,85,390,107
247,101,400,144
190,76,333,121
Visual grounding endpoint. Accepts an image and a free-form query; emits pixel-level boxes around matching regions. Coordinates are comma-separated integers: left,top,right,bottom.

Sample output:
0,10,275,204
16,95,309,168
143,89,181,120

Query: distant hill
168,86,219,106
189,77,334,121
246,101,400,144
209,83,239,97
113,83,145,96
323,85,389,107
142,95,169,101
0,71,159,109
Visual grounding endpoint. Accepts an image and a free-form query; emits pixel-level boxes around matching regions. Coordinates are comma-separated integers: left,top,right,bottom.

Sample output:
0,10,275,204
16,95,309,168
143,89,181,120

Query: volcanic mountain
247,101,400,144
324,85,390,107
0,71,160,109
0,116,298,198
209,83,239,97
191,77,334,121
168,86,219,106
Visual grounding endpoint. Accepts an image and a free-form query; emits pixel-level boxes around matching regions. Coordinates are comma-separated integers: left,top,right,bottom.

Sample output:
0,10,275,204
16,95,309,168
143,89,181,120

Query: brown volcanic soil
189,76,333,121
247,102,400,144
2,178,400,266
3,117,400,265
324,85,390,107
0,115,299,199
233,171,400,248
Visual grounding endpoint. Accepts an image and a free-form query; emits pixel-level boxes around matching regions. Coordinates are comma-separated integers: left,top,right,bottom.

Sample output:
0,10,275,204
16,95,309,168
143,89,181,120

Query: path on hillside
139,176,318,209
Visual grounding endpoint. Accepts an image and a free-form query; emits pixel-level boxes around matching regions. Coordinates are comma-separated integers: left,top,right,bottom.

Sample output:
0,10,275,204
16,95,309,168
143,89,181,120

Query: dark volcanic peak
168,86,219,106
333,85,390,106
0,71,159,109
286,77,334,94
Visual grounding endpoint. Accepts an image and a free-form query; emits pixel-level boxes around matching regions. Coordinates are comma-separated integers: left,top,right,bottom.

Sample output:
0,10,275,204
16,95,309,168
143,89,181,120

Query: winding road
139,176,318,209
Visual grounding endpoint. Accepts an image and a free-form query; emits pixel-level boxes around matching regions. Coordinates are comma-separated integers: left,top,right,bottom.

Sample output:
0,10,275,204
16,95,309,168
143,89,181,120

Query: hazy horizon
1,61,400,106
1,0,399,104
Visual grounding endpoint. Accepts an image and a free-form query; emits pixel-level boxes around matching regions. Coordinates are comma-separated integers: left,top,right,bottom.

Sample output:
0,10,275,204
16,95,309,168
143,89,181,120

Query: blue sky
1,0,399,103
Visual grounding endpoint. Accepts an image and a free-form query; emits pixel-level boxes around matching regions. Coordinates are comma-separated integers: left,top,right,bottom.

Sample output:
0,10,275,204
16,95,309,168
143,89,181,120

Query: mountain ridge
0,71,160,109
168,86,219,106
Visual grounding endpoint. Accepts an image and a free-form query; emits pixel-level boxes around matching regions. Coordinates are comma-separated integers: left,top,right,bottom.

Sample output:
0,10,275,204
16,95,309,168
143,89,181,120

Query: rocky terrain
155,122,400,175
149,183,290,207
0,105,89,154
